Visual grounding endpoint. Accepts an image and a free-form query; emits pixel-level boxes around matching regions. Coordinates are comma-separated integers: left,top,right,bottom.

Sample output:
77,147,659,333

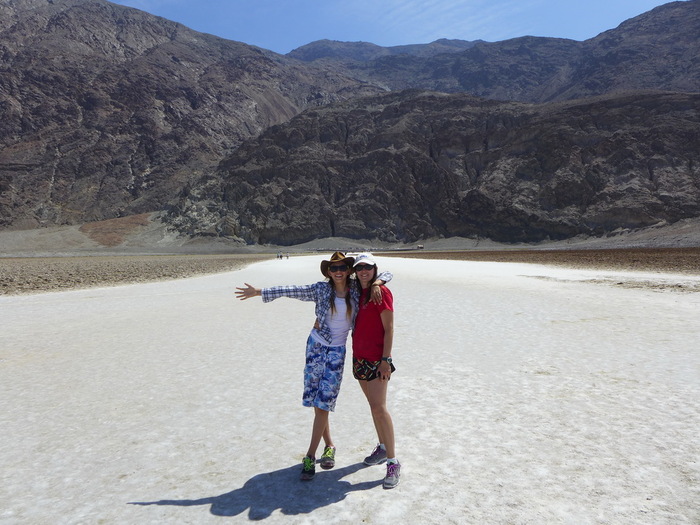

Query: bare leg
323,421,333,448
359,379,395,458
306,407,332,458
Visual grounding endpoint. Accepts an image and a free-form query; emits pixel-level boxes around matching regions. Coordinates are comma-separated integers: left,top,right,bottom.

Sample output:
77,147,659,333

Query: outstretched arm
235,283,261,300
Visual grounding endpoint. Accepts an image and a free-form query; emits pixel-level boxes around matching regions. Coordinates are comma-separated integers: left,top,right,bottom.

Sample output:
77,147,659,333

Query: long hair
328,275,353,319
356,265,379,306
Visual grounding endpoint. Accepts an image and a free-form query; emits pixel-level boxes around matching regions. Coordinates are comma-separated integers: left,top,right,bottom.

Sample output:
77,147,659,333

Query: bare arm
369,270,392,304
369,281,383,303
377,309,394,381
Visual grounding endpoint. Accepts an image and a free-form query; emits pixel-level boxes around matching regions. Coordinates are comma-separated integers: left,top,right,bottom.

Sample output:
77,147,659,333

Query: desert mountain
0,0,382,229
168,90,700,244
287,38,482,63
0,0,699,245
289,1,699,103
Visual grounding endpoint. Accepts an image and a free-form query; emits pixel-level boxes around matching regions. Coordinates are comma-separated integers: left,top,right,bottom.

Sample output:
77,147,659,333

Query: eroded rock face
1,0,699,244
168,91,700,244
0,0,383,229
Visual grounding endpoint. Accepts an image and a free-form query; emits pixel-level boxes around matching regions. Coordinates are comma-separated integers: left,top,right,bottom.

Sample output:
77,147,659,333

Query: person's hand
378,360,392,381
370,283,383,304
235,283,260,300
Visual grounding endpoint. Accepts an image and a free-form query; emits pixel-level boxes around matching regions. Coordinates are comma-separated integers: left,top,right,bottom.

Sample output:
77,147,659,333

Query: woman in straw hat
235,252,391,481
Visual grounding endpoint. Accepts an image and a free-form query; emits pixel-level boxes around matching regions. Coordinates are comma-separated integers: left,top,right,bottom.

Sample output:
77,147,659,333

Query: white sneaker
383,461,401,489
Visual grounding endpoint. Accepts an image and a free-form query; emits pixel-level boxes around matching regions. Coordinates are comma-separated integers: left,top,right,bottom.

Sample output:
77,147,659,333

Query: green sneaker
300,455,315,481
319,446,336,470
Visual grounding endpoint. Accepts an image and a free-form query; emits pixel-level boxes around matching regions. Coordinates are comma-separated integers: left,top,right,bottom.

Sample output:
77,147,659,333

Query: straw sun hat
320,251,355,276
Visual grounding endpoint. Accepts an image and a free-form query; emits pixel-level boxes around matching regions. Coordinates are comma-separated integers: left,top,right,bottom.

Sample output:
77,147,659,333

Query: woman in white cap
235,252,391,481
351,252,400,489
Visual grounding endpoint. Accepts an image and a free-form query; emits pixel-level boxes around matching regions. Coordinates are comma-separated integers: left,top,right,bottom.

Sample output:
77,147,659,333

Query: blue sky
108,0,678,55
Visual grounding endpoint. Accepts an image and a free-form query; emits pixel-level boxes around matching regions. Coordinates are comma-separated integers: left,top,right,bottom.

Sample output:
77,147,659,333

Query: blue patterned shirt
261,271,393,346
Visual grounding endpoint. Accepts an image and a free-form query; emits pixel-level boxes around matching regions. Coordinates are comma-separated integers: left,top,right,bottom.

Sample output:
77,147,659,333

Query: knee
369,403,388,417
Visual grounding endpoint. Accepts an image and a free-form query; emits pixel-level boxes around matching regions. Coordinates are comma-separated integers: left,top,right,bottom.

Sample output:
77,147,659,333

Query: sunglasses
328,264,348,272
355,264,376,271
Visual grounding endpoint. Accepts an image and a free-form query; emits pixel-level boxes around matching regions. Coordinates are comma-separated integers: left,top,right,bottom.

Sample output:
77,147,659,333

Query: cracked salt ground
1,256,699,524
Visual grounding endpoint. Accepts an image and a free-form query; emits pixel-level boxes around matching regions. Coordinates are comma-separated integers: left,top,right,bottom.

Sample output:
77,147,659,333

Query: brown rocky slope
167,90,700,245
0,0,383,230
2,0,699,249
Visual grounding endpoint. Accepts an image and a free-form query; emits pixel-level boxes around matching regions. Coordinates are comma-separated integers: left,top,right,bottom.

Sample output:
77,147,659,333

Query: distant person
351,253,400,489
235,252,392,481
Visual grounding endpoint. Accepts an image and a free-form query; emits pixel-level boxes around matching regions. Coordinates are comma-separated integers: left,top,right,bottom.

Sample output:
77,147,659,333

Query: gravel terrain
1,248,698,296
383,247,700,274
1,214,699,295
0,254,272,295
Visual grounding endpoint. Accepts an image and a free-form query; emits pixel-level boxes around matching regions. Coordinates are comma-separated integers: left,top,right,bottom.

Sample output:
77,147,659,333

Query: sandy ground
1,213,699,295
1,255,699,524
0,254,273,295
385,247,700,272
1,248,699,296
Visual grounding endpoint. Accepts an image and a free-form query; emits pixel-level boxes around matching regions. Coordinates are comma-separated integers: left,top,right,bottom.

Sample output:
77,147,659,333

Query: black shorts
352,358,396,381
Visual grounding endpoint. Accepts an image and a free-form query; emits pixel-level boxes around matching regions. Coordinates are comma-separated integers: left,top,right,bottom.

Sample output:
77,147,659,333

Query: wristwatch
381,356,393,365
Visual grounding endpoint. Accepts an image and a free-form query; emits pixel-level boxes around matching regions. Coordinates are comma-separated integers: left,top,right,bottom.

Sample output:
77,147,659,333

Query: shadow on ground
130,462,382,520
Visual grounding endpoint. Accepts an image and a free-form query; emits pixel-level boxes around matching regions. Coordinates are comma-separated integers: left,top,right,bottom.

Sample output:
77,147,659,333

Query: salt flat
1,256,698,524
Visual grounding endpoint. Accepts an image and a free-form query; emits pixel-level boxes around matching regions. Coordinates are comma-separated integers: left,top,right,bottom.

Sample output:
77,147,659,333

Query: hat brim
353,258,377,267
320,257,355,276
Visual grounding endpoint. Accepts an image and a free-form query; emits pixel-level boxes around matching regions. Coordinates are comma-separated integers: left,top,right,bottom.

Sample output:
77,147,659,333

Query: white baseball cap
353,253,376,267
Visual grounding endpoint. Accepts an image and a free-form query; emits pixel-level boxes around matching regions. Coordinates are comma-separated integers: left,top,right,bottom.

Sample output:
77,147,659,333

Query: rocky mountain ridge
289,1,699,103
1,0,699,246
0,0,383,229
168,90,700,244
287,38,482,62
